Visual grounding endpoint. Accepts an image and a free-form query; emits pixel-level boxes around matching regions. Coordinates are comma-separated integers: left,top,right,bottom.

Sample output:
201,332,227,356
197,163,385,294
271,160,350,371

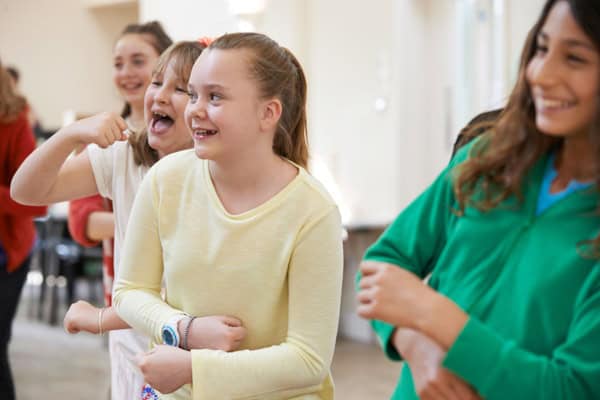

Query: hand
63,300,100,334
182,315,246,351
137,345,192,394
357,261,434,327
394,329,482,400
64,112,128,148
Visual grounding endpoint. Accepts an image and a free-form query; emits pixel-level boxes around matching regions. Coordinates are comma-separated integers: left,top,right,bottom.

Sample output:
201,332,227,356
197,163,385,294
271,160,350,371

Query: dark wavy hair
454,0,600,253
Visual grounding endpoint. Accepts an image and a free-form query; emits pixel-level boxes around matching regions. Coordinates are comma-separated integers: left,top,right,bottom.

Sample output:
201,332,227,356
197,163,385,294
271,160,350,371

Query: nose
527,51,560,89
153,85,169,105
187,97,208,119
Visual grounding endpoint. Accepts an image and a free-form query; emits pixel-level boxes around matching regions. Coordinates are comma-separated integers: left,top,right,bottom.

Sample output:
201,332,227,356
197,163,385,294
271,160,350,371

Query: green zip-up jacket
363,143,600,400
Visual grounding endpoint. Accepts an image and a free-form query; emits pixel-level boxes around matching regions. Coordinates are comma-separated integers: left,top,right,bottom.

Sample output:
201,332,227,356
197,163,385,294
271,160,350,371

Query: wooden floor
10,301,402,399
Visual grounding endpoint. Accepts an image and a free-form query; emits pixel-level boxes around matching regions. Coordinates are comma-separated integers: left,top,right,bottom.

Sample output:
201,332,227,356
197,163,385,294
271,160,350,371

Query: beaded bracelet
183,316,197,351
98,307,106,335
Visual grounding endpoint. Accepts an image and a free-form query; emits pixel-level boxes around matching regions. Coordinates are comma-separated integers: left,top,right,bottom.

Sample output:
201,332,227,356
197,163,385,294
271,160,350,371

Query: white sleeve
87,143,115,200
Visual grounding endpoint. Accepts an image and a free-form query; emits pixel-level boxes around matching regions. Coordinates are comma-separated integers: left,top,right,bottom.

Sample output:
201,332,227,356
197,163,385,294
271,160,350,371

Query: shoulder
146,149,199,186
292,167,340,219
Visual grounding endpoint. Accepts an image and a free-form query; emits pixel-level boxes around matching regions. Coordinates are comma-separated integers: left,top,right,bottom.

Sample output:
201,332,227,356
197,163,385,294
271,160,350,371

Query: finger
421,385,451,400
359,261,382,276
220,315,242,327
446,374,479,400
356,288,374,304
115,115,129,131
358,274,376,289
231,326,247,341
356,303,375,319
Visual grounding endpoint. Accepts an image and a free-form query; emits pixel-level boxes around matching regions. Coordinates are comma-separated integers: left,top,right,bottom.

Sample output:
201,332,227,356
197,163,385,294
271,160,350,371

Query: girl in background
357,0,600,399
0,59,47,400
11,40,244,400
68,20,172,314
113,32,343,399
66,21,171,399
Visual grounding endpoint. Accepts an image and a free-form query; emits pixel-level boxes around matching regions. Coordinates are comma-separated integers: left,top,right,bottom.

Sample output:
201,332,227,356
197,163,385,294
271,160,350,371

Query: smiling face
113,34,160,111
184,48,268,162
526,1,600,139
144,58,193,159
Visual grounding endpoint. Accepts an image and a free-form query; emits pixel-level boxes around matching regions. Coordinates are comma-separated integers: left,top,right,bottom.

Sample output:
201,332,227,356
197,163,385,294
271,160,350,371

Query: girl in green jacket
357,1,600,399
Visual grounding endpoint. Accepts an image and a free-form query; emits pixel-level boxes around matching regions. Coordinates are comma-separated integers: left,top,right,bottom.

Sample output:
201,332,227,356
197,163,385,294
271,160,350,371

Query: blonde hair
129,40,207,166
210,33,310,169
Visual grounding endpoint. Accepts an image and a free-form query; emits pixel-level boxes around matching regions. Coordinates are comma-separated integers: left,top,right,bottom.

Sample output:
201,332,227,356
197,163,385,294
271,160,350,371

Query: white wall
0,0,138,128
139,0,236,40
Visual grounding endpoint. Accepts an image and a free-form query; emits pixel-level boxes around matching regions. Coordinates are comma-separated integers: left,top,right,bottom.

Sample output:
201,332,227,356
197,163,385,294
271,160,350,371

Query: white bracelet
98,308,106,335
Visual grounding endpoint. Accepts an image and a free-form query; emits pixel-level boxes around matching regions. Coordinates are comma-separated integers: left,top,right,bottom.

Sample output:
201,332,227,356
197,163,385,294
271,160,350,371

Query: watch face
162,325,178,347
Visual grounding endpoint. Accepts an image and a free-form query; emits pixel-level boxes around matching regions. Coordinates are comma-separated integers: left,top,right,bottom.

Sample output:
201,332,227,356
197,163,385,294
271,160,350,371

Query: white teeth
153,111,168,118
539,99,573,109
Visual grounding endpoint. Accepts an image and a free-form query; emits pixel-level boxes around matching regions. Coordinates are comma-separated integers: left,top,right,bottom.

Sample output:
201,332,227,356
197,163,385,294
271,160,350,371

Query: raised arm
10,112,127,206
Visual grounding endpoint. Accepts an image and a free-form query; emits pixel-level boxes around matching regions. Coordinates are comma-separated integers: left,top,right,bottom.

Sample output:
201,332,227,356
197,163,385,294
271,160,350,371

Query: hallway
10,304,402,399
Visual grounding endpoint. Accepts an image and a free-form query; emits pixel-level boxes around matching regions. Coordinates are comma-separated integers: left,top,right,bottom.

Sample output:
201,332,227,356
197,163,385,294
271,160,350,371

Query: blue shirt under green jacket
363,143,600,400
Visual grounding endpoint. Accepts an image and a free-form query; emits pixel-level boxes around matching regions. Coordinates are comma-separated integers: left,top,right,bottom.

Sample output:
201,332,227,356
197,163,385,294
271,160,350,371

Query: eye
188,91,198,103
209,93,222,102
535,44,548,56
151,81,162,87
567,54,587,64
114,62,123,70
175,86,188,94
133,58,146,67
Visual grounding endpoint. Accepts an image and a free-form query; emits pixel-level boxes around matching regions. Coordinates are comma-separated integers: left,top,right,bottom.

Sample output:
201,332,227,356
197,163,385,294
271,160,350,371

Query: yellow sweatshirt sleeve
190,207,343,400
113,168,186,343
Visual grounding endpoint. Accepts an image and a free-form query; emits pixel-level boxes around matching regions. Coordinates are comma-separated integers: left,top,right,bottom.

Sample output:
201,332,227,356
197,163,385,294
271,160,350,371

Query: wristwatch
161,315,186,347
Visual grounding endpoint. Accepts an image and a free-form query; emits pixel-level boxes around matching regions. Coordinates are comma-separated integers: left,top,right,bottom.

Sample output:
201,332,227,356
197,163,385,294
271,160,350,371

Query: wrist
415,292,468,349
392,328,419,360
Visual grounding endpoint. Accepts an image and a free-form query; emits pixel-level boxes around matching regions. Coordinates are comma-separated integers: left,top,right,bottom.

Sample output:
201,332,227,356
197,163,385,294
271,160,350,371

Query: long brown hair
118,21,173,120
454,0,600,253
0,59,26,123
209,32,310,169
129,40,207,166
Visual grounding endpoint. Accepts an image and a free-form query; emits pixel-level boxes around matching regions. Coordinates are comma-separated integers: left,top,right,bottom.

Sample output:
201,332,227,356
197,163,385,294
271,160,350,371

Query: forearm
191,340,331,400
86,211,114,241
11,127,78,204
113,285,184,344
413,292,468,350
101,306,130,332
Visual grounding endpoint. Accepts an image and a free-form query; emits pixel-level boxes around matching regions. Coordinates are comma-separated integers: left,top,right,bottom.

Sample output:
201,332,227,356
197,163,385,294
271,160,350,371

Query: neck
210,147,289,190
127,103,145,132
554,136,596,184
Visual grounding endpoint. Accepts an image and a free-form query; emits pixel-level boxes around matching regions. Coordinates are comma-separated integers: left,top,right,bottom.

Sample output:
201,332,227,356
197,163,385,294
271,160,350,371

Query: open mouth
150,111,174,134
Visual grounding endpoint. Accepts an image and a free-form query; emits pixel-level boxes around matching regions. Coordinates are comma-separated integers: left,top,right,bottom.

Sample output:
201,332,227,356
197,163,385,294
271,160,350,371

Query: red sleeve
0,111,47,217
68,195,107,247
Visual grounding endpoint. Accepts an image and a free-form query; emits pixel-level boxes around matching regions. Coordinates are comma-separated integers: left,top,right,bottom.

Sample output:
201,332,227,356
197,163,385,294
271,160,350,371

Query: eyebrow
114,53,149,60
538,31,596,51
187,83,228,91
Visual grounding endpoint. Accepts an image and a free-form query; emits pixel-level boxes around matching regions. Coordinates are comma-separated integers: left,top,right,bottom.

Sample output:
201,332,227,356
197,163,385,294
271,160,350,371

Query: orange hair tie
197,37,214,47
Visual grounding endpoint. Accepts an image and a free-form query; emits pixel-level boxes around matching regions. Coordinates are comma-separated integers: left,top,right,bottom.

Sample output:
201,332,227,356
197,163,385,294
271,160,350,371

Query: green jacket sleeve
357,145,470,360
443,270,600,400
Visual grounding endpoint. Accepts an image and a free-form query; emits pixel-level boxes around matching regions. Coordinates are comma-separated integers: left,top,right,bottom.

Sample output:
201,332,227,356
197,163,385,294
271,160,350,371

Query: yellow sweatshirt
113,150,343,400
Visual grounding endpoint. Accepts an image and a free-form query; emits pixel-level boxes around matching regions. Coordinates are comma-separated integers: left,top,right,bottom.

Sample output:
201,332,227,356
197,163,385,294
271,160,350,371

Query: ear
259,98,282,132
